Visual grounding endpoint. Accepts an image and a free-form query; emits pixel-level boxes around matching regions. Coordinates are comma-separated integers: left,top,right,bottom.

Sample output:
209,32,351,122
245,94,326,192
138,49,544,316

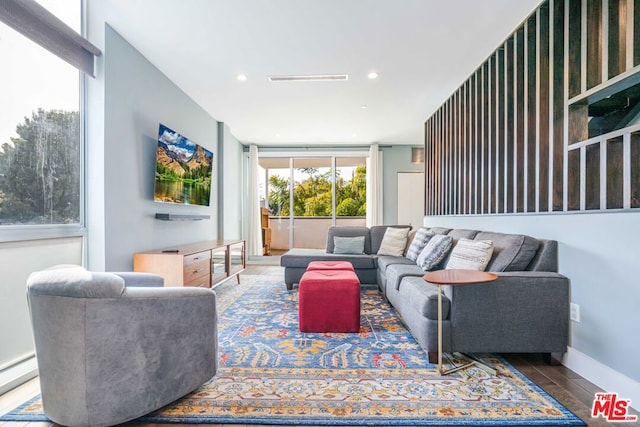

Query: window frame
0,0,89,242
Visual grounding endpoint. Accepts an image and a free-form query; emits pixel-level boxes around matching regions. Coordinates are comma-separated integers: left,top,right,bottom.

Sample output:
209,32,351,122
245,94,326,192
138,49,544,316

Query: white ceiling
103,0,542,146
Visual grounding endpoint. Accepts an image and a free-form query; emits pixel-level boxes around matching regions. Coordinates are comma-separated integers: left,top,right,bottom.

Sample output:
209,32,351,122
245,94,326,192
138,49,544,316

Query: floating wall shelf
155,213,210,221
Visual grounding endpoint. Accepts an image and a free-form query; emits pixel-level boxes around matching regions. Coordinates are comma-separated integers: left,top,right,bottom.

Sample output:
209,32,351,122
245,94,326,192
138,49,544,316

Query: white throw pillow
445,238,494,271
377,227,410,256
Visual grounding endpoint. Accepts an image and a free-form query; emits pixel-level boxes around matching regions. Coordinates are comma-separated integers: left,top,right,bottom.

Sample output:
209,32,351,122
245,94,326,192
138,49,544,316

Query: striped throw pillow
377,227,410,256
416,234,453,271
406,228,435,261
446,238,494,271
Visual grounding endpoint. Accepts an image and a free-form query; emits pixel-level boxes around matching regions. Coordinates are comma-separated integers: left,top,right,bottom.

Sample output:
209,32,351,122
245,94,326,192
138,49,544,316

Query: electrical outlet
570,303,580,322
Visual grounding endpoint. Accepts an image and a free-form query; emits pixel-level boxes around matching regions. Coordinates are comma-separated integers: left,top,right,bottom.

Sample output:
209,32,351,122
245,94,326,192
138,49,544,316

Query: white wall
382,146,424,224
0,238,82,368
423,212,640,400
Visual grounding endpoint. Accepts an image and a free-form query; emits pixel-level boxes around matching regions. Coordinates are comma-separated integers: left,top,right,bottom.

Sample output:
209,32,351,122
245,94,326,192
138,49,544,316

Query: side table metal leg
437,284,443,374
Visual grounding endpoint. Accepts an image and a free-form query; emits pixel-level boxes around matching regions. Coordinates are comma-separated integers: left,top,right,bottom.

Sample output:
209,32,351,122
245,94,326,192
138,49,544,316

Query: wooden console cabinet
133,240,245,288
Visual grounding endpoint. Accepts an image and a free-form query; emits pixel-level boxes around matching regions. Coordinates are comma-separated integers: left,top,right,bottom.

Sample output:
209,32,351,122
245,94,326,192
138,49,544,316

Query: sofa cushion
377,227,410,256
416,234,453,271
370,225,411,254
400,276,449,320
445,238,494,271
526,239,558,272
281,248,376,269
427,227,452,235
377,255,415,274
447,229,481,244
326,226,370,254
334,236,365,254
405,228,435,261
387,263,426,291
475,231,540,272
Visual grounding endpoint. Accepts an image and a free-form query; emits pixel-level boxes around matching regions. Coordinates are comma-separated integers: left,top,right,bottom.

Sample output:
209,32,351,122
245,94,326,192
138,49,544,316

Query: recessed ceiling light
367,71,379,79
236,74,247,81
275,133,281,138
361,105,368,109
352,133,357,137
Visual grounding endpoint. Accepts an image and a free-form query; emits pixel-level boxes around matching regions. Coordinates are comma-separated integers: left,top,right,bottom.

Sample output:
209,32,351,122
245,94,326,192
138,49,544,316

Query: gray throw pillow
333,236,365,254
416,234,453,271
406,228,435,261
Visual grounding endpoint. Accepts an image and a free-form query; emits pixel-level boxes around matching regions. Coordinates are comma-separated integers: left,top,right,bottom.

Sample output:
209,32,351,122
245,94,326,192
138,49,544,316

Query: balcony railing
269,216,366,250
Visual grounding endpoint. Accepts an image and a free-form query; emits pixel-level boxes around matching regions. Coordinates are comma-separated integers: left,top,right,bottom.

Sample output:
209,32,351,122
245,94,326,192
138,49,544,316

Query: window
0,1,82,226
335,157,367,219
258,154,367,252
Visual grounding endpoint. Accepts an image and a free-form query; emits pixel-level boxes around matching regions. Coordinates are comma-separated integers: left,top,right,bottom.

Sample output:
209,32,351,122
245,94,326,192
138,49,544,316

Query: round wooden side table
422,269,498,375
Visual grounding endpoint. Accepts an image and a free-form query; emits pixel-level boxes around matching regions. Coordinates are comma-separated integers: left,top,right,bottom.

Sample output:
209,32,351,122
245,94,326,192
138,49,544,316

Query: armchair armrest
122,286,216,298
113,272,164,287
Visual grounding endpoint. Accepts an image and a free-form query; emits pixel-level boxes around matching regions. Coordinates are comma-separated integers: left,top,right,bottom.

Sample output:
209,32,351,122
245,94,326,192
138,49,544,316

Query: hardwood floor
1,265,637,427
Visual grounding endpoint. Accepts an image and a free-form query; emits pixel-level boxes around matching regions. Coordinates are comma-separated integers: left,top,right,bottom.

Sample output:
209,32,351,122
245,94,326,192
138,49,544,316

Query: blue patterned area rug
2,279,585,426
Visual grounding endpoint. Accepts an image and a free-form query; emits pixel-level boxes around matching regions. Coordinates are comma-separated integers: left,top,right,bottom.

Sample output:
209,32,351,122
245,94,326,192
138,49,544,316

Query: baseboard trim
564,346,640,411
0,356,38,396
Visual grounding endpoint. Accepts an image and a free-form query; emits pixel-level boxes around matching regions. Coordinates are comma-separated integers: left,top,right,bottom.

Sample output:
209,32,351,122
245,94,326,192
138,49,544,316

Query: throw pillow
333,236,365,254
406,228,436,261
445,238,494,271
416,234,453,271
377,227,410,256
403,229,417,255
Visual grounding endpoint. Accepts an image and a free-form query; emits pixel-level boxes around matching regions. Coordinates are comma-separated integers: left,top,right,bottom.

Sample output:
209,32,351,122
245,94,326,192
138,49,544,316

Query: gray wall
382,146,424,224
103,25,219,270
219,123,243,239
423,212,640,385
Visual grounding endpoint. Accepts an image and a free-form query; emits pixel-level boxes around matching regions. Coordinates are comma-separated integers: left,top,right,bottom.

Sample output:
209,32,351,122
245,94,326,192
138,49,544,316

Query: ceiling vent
268,74,349,82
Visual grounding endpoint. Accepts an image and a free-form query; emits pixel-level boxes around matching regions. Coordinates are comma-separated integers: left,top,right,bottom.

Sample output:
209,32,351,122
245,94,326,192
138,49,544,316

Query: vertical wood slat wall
424,0,640,216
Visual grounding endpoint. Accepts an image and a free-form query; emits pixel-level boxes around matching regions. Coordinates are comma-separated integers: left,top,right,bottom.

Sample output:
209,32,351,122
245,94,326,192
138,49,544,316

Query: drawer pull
193,269,202,274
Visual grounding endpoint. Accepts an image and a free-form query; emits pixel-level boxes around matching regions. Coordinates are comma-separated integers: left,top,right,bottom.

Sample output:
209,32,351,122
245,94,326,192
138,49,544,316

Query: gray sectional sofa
281,225,569,363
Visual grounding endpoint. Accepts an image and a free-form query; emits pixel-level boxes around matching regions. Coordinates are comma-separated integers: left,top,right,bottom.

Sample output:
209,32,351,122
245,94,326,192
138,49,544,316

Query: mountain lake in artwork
154,124,213,206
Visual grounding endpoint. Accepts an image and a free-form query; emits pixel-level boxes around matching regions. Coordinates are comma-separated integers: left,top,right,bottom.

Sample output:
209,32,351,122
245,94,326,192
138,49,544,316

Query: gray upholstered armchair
26,265,218,427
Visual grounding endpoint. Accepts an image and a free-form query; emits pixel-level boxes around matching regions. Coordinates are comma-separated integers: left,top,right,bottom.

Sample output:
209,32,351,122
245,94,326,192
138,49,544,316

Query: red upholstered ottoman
306,261,355,272
298,269,361,333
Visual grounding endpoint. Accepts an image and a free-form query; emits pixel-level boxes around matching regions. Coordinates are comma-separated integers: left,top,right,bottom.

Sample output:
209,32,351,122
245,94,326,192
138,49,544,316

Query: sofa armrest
447,271,569,352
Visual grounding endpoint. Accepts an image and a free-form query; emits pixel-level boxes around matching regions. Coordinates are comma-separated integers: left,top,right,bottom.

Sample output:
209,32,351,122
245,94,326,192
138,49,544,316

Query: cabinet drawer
184,277,211,287
184,250,211,266
183,259,210,285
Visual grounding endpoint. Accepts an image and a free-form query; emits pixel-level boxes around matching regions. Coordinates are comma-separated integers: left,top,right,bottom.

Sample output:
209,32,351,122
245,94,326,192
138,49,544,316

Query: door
397,172,425,228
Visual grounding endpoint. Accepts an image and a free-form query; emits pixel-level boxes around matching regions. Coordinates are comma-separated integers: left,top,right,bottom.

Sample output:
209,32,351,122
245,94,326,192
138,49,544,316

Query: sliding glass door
335,157,367,226
292,158,332,249
258,155,366,254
